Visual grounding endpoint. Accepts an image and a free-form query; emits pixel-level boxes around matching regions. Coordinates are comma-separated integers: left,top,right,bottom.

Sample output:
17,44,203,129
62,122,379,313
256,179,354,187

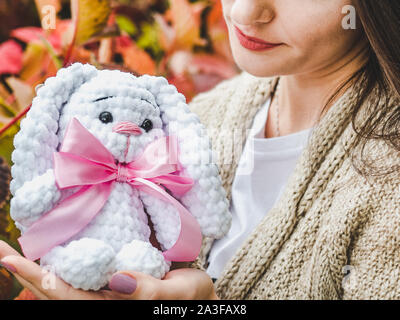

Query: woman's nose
230,0,274,26
112,121,142,136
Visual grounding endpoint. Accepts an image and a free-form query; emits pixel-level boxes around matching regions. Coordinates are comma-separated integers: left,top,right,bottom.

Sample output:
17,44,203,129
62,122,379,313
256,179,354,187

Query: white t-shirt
206,97,314,279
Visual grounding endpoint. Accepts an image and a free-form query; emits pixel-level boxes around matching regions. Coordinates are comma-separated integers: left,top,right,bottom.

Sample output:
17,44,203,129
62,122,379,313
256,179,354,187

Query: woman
0,0,399,299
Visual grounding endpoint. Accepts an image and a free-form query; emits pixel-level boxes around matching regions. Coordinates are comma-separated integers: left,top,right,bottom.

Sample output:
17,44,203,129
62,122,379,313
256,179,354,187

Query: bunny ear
136,75,231,239
10,63,98,196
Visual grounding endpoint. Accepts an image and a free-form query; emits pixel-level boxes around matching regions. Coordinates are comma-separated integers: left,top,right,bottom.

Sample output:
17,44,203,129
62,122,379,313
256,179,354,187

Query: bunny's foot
40,237,116,291
114,239,171,279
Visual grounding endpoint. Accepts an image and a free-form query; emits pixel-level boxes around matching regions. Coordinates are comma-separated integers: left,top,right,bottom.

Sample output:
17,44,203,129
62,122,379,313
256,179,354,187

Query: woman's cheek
280,12,350,71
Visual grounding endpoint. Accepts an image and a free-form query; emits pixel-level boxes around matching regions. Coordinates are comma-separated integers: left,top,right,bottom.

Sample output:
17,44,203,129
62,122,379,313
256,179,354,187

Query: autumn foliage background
0,0,239,299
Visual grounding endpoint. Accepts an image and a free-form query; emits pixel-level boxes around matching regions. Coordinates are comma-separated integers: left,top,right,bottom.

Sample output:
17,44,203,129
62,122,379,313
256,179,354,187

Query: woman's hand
0,240,219,300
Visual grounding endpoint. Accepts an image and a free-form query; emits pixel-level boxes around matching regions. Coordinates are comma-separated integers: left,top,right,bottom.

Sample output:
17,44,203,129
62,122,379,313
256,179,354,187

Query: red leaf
14,288,38,300
11,27,43,43
116,35,132,48
11,27,61,52
0,40,23,75
115,36,156,75
167,73,196,102
191,54,238,79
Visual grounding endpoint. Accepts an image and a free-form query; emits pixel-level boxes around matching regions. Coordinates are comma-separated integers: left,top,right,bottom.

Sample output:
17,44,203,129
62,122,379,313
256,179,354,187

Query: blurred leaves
115,14,137,36
14,288,38,300
0,41,23,75
137,21,163,60
0,202,21,248
0,124,19,165
0,156,11,208
0,156,22,300
5,78,34,112
0,268,13,300
0,0,40,43
11,27,62,53
155,0,207,53
115,35,156,75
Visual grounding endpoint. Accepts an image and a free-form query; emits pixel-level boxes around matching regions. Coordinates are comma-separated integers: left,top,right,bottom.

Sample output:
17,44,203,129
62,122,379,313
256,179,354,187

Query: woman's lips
234,26,282,51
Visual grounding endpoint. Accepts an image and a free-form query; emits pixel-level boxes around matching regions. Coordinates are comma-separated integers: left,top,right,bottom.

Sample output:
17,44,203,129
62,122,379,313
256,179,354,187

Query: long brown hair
321,0,400,177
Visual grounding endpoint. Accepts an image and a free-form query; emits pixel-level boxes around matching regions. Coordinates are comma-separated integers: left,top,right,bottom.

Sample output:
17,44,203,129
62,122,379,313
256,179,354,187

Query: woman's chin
230,50,282,78
234,59,281,78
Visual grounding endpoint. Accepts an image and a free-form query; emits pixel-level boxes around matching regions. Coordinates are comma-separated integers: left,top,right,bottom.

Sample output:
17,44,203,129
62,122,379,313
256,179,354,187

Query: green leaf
115,15,137,36
0,123,19,165
137,22,163,58
40,36,62,70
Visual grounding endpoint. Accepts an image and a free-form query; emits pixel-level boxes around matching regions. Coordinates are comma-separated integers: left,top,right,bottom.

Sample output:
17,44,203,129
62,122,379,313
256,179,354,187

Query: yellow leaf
206,0,234,63
0,84,16,118
5,78,34,112
71,0,112,46
163,0,207,50
154,13,175,53
6,213,21,245
19,43,47,83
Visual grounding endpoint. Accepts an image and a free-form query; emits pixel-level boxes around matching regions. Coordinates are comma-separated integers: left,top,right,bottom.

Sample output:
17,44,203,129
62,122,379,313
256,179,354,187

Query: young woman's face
221,0,365,77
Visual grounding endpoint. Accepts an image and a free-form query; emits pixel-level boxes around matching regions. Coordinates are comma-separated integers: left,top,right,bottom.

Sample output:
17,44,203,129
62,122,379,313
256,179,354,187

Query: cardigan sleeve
342,180,400,299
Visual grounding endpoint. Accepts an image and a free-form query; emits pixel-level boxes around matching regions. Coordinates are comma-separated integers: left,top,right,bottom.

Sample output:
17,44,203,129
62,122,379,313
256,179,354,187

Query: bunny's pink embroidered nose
112,121,142,136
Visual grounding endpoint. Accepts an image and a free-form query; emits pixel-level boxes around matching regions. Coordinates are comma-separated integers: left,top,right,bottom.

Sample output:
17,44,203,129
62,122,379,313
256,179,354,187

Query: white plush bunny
9,63,231,290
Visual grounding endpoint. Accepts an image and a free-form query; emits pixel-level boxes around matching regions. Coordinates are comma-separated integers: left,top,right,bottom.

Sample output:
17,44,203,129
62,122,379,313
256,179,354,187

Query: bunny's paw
114,239,171,279
40,238,116,291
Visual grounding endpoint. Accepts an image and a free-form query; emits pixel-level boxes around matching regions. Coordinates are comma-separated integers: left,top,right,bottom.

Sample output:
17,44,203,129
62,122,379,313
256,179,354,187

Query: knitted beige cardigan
187,71,400,300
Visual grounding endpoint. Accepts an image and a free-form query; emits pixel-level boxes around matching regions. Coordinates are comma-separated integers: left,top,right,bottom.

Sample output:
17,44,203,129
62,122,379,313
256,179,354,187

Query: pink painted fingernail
109,273,137,294
0,260,17,273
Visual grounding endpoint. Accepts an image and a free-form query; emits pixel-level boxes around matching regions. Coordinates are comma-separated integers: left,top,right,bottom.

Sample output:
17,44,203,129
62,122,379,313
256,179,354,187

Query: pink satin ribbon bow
18,117,202,262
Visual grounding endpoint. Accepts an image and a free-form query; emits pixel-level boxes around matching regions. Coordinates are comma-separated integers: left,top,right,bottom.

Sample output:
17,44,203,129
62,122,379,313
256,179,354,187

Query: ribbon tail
163,200,202,262
18,182,114,261
151,174,194,197
133,178,202,262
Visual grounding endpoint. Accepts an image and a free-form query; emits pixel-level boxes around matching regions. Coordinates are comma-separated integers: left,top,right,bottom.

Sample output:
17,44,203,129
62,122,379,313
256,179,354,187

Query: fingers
1,255,60,299
0,242,48,299
12,274,49,300
0,240,21,259
104,268,216,300
162,269,216,300
0,255,52,299
0,255,103,300
104,271,171,300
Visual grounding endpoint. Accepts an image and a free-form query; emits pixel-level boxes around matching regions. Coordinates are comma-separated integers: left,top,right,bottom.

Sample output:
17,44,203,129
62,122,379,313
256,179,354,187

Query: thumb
106,271,169,300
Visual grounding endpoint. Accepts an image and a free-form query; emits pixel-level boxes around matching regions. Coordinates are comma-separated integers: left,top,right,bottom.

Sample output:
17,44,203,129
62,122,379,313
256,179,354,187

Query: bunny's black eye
99,111,113,124
140,119,153,132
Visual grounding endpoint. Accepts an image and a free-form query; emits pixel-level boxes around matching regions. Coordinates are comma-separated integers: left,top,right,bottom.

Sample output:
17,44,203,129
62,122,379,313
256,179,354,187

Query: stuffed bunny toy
9,63,231,291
